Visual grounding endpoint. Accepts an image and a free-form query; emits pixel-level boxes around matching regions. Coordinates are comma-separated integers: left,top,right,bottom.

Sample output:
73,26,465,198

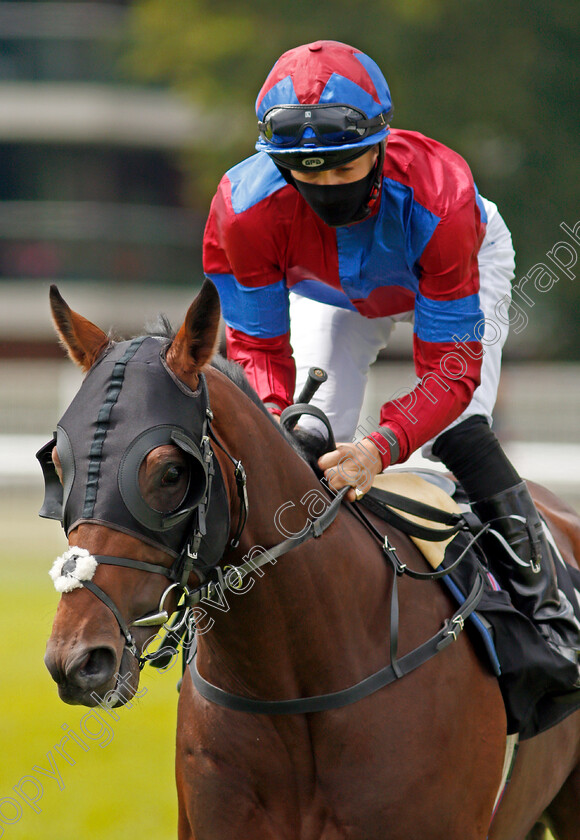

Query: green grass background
0,488,179,839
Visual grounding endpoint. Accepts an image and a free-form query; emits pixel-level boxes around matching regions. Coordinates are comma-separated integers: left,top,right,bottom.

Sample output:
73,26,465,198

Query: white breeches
289,197,516,460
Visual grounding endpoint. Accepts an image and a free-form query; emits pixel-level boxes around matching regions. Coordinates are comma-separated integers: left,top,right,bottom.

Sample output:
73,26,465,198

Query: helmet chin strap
361,140,385,219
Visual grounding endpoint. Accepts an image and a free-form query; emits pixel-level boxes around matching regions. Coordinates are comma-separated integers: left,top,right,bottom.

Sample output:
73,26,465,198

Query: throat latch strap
208,427,248,548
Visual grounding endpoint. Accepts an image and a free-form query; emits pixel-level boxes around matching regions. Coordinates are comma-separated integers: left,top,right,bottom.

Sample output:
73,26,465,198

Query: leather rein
66,380,487,713
187,490,487,714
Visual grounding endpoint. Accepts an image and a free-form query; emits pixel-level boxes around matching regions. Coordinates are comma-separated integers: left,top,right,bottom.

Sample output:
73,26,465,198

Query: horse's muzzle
44,640,119,706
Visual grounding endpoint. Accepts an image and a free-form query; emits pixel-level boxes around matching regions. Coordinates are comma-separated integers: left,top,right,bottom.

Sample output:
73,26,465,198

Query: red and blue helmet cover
255,40,392,155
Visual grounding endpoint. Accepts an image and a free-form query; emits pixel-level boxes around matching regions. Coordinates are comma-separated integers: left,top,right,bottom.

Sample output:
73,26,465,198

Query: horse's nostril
73,647,117,689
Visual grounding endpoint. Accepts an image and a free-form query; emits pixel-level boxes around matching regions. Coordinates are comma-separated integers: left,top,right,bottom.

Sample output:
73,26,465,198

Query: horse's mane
148,316,326,473
210,354,327,475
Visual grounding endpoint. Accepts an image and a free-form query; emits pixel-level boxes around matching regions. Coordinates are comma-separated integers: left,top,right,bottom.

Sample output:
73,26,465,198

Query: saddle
365,470,462,569
360,470,580,741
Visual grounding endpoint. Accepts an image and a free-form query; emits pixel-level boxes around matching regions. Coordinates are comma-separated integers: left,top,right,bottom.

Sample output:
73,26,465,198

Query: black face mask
293,164,377,227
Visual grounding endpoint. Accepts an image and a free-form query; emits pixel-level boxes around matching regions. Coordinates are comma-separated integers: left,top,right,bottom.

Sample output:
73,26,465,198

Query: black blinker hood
37,336,230,569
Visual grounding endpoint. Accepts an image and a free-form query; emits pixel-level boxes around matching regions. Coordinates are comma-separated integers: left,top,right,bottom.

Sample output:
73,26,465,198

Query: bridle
44,370,251,667
41,364,347,670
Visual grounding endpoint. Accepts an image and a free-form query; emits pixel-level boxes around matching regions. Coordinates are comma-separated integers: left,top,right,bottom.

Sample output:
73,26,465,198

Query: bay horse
42,281,580,840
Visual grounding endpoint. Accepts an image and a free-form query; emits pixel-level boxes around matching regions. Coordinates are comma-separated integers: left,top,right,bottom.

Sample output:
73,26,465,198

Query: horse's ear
49,285,109,372
166,279,221,378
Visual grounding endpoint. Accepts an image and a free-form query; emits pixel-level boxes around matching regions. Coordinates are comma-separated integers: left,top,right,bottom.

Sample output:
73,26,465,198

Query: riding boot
432,415,580,675
472,481,580,669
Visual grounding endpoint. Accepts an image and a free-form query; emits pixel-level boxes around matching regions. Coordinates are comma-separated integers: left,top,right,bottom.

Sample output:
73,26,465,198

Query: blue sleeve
206,273,290,338
414,293,482,344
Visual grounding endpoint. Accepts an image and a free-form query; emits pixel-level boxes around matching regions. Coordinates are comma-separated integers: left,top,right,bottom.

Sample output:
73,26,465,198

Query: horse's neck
198,369,391,699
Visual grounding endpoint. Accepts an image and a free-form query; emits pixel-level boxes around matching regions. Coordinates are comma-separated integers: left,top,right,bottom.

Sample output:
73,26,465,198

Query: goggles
258,103,392,148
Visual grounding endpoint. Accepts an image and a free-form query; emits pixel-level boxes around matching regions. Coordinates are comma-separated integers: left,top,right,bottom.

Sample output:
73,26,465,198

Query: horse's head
42,281,232,706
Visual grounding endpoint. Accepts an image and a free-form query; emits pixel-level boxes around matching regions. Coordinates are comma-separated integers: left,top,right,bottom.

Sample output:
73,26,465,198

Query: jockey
203,40,580,670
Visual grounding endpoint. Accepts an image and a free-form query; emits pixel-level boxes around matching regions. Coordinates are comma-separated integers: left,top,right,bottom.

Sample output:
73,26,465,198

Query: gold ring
354,487,364,501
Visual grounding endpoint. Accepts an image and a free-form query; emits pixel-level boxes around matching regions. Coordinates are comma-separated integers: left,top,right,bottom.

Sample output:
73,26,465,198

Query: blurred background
0,1,578,836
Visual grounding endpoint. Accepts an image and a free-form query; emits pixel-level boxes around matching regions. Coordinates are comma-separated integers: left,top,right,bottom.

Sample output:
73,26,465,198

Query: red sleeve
226,326,296,414
204,172,297,413
371,337,482,468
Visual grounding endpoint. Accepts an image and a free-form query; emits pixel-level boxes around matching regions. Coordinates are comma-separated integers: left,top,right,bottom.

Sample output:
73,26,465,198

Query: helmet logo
302,157,325,168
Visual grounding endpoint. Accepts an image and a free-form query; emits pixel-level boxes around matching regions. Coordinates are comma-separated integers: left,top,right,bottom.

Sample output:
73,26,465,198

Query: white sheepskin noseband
49,546,98,593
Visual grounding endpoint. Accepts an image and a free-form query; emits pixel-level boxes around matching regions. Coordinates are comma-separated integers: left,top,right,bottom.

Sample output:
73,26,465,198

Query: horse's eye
161,465,183,487
138,445,190,513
